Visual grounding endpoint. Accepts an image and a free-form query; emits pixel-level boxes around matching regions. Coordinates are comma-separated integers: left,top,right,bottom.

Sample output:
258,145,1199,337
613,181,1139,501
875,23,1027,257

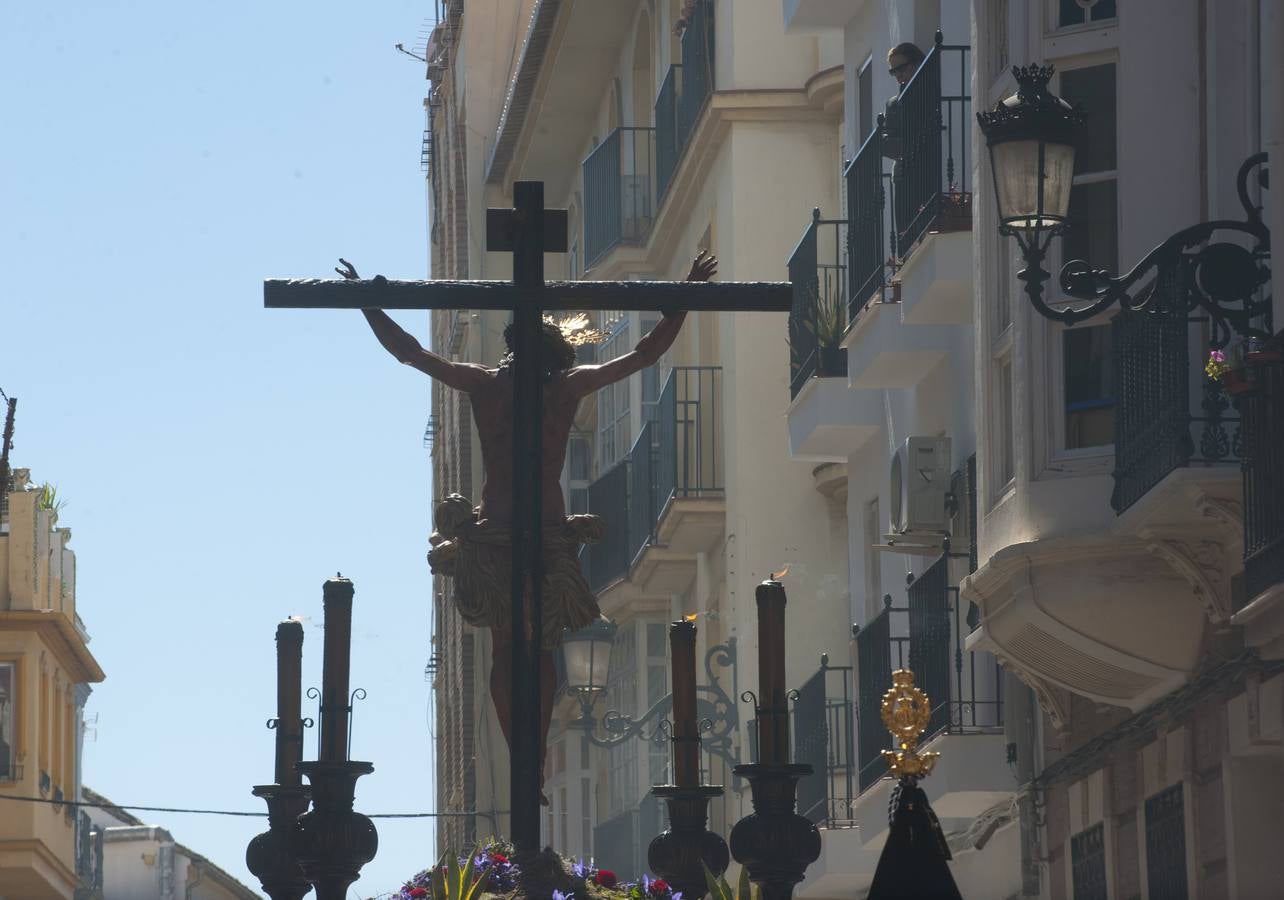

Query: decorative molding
1196,494,1244,540
993,650,1072,735
1144,537,1232,623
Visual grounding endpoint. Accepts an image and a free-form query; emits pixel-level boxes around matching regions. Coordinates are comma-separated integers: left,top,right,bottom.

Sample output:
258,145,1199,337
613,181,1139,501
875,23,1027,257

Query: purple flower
570,859,589,878
552,891,575,900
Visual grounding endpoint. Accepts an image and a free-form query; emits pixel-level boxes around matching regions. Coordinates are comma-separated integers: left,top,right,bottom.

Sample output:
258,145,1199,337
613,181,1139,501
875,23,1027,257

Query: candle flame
773,566,790,580
684,613,698,622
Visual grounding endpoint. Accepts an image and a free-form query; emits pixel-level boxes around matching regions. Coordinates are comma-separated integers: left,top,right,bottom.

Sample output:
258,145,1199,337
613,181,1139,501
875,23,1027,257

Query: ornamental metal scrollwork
1019,153,1272,339
578,638,740,771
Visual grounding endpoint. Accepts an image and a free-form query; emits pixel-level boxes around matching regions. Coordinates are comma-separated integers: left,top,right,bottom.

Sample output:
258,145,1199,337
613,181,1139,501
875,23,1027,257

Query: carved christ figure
347,251,718,793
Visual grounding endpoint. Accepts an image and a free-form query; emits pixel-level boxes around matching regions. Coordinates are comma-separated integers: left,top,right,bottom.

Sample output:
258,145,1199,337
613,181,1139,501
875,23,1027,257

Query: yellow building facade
0,467,105,900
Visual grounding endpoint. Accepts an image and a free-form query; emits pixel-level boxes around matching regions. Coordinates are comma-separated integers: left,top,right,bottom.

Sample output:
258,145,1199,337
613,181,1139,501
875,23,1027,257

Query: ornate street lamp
559,618,741,771
978,64,1271,339
561,616,617,713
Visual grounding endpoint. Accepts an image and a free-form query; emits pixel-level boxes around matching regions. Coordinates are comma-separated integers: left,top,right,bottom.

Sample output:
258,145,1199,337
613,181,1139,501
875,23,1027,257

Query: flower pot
817,346,847,378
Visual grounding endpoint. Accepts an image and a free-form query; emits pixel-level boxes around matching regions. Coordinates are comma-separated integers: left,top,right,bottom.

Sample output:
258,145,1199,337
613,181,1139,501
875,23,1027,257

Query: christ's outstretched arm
564,250,717,397
339,259,490,392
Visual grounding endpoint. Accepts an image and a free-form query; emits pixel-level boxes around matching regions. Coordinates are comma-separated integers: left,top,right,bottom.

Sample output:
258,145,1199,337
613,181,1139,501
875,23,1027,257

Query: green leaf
737,866,753,900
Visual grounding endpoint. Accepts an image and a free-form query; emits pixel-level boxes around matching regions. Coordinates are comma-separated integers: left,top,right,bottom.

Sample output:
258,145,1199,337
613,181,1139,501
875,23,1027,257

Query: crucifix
265,180,791,853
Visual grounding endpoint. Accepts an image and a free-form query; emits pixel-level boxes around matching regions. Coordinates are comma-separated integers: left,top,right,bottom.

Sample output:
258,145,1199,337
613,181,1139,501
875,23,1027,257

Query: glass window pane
1090,0,1117,22
1058,0,1086,27
998,358,1015,483
1062,179,1118,273
0,663,13,779
1060,64,1117,174
1064,325,1116,449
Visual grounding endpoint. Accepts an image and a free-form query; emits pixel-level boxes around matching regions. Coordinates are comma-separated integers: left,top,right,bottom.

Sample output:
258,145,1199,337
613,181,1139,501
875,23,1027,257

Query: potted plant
1206,339,1283,396
811,286,847,378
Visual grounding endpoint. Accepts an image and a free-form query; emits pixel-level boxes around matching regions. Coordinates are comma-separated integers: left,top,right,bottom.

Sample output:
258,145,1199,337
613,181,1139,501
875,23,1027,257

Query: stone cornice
0,611,105,683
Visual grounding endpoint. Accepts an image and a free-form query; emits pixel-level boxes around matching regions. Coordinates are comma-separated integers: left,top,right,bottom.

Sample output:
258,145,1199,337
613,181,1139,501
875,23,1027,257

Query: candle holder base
247,784,312,900
729,763,821,900
647,784,730,899
291,760,377,900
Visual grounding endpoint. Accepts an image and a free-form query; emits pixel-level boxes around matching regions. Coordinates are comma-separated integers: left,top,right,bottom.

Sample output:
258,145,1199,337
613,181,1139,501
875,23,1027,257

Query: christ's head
500,319,579,375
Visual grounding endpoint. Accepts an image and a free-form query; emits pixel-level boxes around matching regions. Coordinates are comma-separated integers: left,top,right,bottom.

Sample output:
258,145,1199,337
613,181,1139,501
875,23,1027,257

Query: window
1070,822,1107,900
1058,0,1117,30
987,0,1010,84
640,313,662,424
0,663,14,780
581,777,593,854
606,624,639,815
863,498,882,619
1064,325,1115,449
857,58,874,146
1145,784,1188,899
567,432,592,514
1059,64,1118,274
597,320,632,469
997,359,1015,484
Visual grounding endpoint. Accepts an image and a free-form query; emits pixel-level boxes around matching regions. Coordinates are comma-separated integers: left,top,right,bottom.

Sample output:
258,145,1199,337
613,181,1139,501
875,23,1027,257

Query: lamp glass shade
561,619,615,695
990,137,1076,232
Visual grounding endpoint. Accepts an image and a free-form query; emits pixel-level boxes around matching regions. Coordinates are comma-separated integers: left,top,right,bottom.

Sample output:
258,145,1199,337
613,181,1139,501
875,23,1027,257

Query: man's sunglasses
889,61,916,77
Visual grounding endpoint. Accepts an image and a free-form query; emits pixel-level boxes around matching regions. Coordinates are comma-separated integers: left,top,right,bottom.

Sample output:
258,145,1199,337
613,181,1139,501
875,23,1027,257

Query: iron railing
789,209,849,398
906,554,1003,744
655,0,714,205
75,811,104,898
585,458,631,591
1071,823,1108,900
655,65,682,203
1111,308,1243,514
792,655,856,827
855,596,909,792
583,127,657,267
1144,784,1189,898
582,367,721,589
1241,339,1284,606
678,0,714,142
655,366,723,514
844,126,891,322
889,34,971,257
627,420,657,568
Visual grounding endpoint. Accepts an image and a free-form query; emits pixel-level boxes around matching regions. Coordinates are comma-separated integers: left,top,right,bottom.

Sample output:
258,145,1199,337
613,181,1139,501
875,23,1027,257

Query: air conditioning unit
888,436,951,535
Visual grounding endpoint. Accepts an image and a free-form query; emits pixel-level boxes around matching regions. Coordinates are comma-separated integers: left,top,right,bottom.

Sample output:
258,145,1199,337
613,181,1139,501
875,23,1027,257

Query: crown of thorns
543,313,610,346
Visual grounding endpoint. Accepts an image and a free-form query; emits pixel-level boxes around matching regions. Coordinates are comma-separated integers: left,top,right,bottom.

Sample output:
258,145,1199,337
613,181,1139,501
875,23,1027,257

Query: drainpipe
1266,0,1284,330
184,859,204,900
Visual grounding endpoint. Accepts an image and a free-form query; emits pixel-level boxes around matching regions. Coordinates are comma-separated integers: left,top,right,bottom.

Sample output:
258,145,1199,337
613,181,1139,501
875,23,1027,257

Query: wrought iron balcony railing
854,596,909,792
76,810,104,896
889,34,972,257
1110,308,1244,515
792,655,856,828
583,367,723,590
844,126,893,321
583,127,657,267
585,456,632,592
654,0,714,206
789,210,849,398
1241,335,1284,606
655,65,682,203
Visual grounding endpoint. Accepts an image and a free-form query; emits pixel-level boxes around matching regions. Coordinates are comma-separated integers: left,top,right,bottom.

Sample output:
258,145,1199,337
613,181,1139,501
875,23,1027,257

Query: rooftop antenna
395,42,428,63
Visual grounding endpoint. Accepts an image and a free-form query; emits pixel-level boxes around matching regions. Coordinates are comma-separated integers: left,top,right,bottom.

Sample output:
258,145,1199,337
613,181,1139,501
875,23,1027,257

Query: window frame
0,660,16,781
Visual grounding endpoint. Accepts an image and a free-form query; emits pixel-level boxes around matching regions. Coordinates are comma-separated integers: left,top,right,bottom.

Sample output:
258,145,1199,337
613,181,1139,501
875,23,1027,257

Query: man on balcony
881,42,925,165
349,250,717,800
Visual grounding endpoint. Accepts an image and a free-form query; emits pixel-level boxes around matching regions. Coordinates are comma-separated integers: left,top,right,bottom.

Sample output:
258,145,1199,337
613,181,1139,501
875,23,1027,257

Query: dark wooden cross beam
265,181,791,853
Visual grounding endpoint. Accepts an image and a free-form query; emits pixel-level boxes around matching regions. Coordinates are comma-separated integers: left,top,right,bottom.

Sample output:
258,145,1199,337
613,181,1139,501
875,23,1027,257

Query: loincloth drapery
427,493,605,650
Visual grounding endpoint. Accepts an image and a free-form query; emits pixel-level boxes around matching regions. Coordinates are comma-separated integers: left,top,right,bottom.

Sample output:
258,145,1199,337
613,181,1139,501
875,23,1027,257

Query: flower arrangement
383,839,685,900
1205,348,1231,381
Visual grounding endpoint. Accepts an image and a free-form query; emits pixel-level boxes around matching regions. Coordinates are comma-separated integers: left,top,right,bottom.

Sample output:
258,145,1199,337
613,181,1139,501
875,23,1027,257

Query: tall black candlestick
319,576,354,763
670,620,699,788
755,578,788,764
275,620,305,786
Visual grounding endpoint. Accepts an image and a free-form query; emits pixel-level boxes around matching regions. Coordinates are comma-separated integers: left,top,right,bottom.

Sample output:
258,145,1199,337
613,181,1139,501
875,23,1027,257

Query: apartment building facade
0,456,106,899
786,0,1284,897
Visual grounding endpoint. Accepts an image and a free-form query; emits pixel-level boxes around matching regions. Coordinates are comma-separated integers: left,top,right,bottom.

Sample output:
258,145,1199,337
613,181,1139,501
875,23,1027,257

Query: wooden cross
265,180,791,852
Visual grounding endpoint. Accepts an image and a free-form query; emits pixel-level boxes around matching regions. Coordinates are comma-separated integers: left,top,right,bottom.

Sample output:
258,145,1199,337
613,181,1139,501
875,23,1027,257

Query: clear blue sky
3,2,443,896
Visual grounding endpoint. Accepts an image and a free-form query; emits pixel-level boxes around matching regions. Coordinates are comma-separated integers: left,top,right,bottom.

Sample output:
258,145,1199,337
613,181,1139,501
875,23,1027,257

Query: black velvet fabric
867,778,964,900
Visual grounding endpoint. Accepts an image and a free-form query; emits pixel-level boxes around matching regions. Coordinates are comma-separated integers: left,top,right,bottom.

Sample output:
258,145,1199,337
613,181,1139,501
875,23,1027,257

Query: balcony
842,34,971,329
582,127,657,268
655,0,714,205
583,367,724,595
789,209,848,399
75,812,103,900
791,655,856,828
1233,335,1284,643
888,38,972,260
1111,309,1244,517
